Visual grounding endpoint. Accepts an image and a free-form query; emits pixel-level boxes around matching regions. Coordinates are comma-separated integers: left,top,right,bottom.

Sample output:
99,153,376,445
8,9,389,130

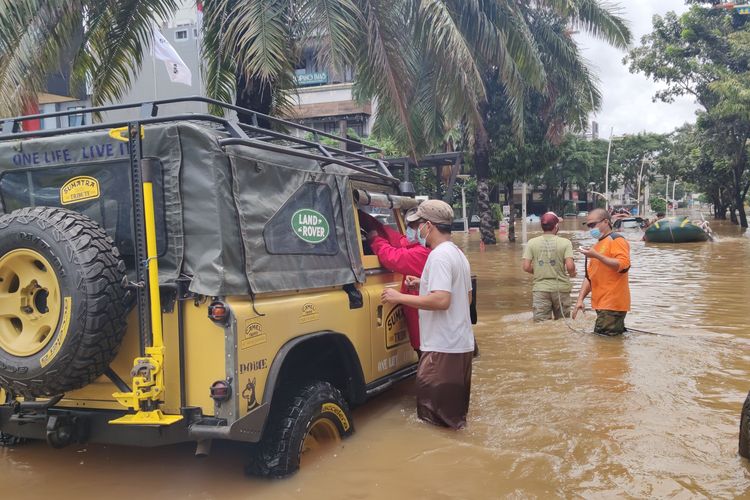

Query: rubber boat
643,216,712,243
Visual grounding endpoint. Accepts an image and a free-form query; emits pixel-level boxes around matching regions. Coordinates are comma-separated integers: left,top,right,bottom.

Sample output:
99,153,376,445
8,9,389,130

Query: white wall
292,85,354,106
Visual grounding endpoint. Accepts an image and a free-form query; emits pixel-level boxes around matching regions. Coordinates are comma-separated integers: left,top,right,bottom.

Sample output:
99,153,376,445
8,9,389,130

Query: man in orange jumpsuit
572,208,631,335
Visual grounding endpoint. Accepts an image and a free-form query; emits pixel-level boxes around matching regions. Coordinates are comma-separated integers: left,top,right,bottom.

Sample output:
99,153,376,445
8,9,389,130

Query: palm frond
298,0,361,73
413,0,486,130
224,0,293,84
568,0,632,49
0,0,83,116
202,0,237,114
78,0,180,107
354,0,419,156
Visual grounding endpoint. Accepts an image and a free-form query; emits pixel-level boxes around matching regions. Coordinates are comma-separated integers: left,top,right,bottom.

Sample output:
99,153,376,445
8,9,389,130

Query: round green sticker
292,209,330,244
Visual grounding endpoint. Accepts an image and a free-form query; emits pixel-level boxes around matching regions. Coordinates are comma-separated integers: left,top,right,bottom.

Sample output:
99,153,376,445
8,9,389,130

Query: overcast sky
576,0,699,136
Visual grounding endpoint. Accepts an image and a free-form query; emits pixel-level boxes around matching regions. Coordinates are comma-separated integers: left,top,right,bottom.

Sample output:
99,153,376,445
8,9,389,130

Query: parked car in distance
451,214,481,230
577,211,589,217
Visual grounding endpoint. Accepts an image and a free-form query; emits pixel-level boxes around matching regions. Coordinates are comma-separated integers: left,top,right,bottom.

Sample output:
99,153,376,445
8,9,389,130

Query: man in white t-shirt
381,199,474,429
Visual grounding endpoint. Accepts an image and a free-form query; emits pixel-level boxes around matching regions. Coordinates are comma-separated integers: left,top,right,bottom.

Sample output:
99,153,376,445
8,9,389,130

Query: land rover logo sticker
292,209,330,244
60,176,100,205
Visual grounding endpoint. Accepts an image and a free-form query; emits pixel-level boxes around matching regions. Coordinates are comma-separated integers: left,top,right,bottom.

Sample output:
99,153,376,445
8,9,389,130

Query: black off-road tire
739,390,750,458
0,207,129,397
246,381,354,478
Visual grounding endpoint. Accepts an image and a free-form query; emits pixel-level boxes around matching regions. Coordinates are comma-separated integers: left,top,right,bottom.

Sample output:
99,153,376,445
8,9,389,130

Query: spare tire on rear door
0,207,129,397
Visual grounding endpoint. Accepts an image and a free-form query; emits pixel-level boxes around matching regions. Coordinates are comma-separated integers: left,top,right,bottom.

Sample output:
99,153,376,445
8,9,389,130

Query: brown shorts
416,351,473,429
594,310,627,336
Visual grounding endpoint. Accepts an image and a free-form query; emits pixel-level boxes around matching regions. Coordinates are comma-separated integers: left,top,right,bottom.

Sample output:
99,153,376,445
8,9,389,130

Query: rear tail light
210,380,232,402
208,300,229,324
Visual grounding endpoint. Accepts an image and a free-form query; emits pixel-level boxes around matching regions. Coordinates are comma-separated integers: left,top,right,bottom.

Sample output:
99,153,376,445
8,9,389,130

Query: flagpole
151,26,158,101
152,54,158,100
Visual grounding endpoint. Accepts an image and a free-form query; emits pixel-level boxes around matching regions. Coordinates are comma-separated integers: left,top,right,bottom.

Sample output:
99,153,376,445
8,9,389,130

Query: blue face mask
406,226,418,243
590,228,602,240
417,223,430,247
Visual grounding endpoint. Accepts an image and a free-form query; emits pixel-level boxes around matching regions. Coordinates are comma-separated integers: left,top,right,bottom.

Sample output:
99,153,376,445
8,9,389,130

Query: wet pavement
2,216,750,498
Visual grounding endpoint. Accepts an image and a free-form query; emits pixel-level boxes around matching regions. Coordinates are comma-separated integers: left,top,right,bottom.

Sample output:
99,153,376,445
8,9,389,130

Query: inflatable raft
643,216,712,243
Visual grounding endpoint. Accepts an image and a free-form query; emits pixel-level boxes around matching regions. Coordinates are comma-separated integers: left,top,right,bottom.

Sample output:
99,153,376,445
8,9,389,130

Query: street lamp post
591,191,609,203
456,174,471,232
636,157,653,216
589,183,609,207
522,182,528,244
604,127,614,210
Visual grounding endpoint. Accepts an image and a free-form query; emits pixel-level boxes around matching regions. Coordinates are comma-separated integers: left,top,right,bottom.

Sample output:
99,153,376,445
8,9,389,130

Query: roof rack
0,96,397,185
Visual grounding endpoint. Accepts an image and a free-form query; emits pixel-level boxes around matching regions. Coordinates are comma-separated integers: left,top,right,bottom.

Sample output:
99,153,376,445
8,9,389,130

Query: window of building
175,29,188,41
67,106,85,127
310,119,366,139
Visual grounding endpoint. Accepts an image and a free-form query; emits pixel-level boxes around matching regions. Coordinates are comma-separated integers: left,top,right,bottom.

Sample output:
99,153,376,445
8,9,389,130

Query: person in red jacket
359,209,430,354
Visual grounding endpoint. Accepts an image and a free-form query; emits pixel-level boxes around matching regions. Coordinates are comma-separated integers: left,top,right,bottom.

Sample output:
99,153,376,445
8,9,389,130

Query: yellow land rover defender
0,98,421,477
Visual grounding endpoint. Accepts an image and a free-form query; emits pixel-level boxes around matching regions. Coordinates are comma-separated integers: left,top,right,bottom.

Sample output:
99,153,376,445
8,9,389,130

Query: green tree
0,1,551,159
627,6,750,226
608,132,668,206
658,123,735,219
548,134,609,212
473,1,631,244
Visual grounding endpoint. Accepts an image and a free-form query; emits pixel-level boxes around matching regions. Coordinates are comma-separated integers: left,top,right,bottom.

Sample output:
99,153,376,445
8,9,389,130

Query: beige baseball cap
405,199,454,225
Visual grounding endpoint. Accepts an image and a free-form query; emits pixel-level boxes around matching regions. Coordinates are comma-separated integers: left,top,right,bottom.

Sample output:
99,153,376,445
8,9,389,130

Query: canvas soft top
0,97,406,296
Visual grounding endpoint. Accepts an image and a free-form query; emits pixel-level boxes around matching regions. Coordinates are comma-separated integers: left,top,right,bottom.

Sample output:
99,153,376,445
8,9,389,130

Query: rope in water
533,228,731,345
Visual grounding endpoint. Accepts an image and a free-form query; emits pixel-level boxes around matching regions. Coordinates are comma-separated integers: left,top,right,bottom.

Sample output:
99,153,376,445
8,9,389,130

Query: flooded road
3,217,750,498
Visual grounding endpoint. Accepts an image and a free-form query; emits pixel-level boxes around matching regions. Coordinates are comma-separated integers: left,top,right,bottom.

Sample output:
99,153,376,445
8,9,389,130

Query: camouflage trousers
594,310,627,336
532,291,571,322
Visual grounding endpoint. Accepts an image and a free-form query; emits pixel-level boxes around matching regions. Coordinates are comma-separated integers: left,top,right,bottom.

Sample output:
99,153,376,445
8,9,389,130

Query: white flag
151,27,192,86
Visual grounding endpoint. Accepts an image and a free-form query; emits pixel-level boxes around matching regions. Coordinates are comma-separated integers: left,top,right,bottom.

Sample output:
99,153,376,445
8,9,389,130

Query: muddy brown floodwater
3,217,750,499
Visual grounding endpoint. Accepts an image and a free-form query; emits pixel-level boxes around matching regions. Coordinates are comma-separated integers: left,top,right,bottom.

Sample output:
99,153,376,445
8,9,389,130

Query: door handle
377,305,383,326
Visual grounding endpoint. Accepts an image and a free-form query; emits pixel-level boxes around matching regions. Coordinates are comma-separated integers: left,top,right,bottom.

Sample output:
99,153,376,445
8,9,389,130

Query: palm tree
0,1,545,157
0,2,631,231
472,0,632,244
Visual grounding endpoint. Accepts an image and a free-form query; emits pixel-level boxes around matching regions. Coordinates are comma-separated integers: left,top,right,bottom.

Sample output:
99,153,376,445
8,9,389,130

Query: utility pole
521,182,528,244
461,184,468,232
665,174,669,214
637,157,648,216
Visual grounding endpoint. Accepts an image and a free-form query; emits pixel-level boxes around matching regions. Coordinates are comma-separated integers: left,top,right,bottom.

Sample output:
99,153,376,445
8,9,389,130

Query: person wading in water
381,200,474,429
521,212,577,321
573,208,631,336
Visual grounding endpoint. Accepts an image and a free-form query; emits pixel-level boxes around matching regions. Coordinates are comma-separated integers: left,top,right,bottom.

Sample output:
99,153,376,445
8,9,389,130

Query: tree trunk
736,198,747,228
714,203,724,219
235,73,273,127
476,180,496,244
729,139,748,227
473,122,496,245
506,182,516,242
730,204,738,224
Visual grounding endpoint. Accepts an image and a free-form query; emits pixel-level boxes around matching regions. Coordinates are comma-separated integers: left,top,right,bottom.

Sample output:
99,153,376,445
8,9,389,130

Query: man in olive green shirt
521,212,577,321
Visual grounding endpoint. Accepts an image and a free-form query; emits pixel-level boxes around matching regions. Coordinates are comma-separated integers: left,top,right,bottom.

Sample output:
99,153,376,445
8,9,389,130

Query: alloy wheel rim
0,249,61,357
301,417,341,458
